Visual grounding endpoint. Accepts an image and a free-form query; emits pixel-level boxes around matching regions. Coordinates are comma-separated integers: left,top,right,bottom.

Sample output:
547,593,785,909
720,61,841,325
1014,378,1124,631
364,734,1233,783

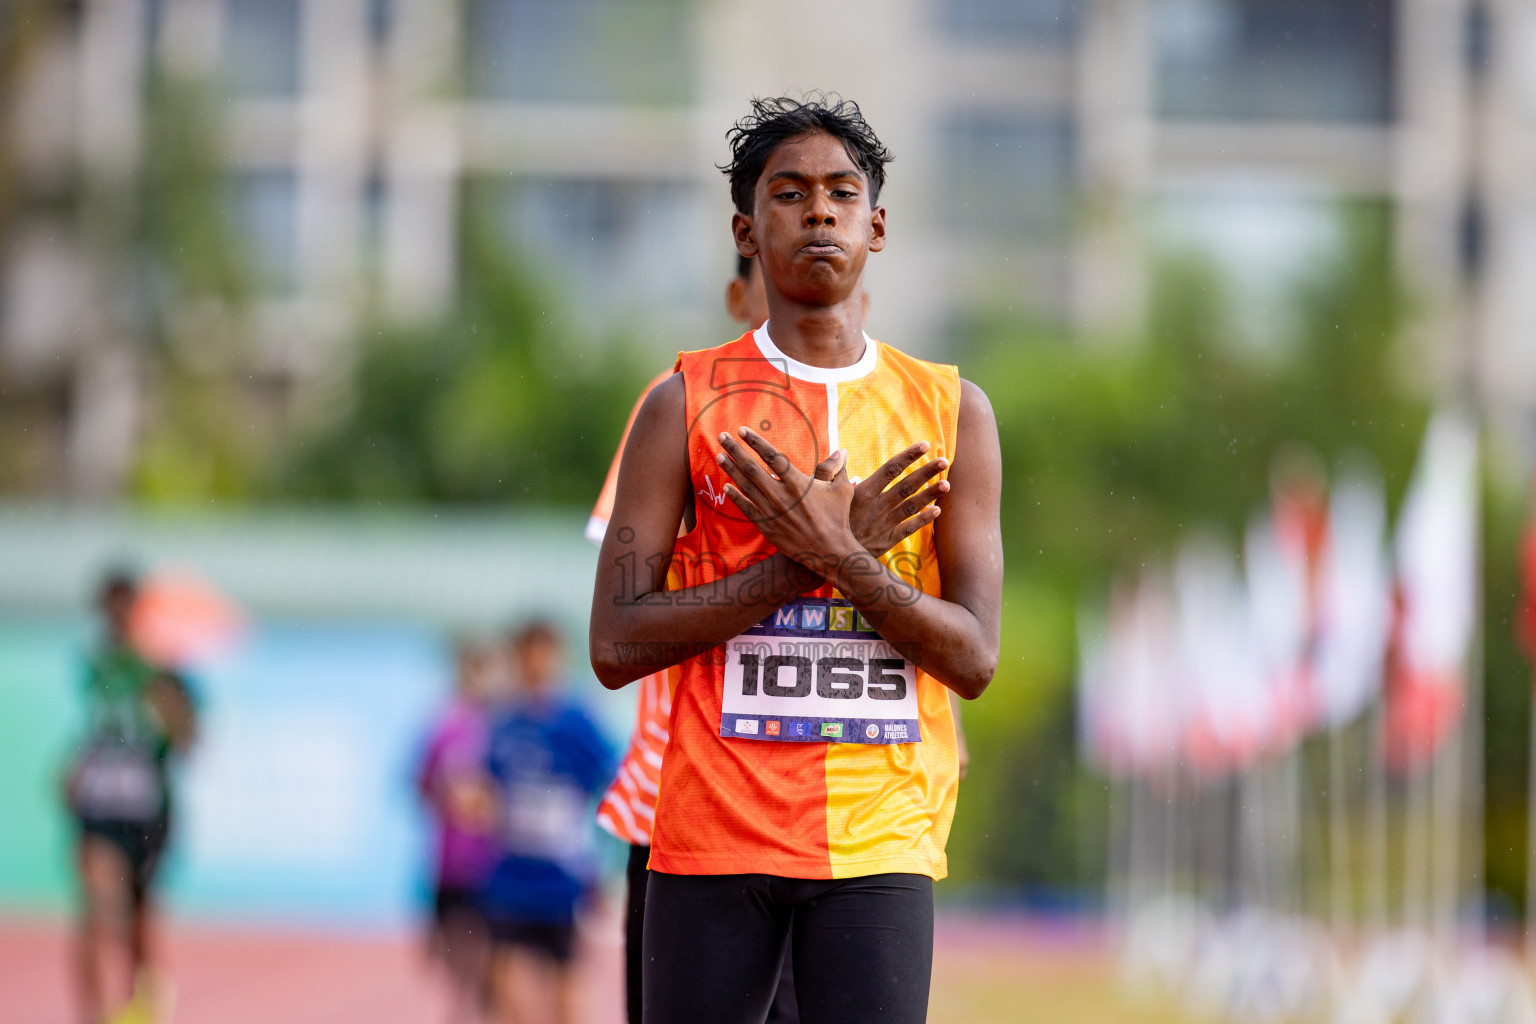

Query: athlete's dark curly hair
721,94,893,215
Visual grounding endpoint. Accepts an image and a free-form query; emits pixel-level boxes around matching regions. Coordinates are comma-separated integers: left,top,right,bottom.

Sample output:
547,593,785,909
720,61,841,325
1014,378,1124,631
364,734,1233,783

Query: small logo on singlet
696,475,728,508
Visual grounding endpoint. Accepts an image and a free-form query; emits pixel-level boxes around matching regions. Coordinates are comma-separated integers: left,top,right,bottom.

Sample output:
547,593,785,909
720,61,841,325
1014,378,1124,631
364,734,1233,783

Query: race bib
72,743,163,822
501,779,591,860
719,598,921,745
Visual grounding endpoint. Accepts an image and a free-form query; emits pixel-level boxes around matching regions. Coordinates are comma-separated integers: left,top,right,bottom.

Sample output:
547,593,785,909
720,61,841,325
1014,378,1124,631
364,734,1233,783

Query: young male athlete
588,96,1003,1023
589,255,968,1023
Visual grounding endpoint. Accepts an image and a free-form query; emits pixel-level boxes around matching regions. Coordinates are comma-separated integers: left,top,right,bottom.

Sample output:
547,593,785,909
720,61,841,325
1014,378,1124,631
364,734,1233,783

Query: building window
475,177,706,317
465,0,693,104
1155,0,1393,122
145,0,170,50
943,115,1075,237
367,0,394,47
938,0,1081,44
225,0,302,98
229,170,299,293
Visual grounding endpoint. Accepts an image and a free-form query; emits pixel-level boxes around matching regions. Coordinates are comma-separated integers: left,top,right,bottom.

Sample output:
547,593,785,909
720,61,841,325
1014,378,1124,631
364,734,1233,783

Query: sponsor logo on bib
865,723,880,740
736,718,759,735
820,722,843,738
766,720,781,736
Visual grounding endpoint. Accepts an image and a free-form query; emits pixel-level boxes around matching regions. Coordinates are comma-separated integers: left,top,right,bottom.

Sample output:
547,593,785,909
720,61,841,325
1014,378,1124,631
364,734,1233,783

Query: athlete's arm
588,377,954,689
715,379,1002,699
589,375,820,689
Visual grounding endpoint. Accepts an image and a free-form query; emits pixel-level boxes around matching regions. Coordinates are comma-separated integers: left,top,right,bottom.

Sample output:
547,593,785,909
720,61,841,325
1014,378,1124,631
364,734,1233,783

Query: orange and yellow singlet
649,324,962,880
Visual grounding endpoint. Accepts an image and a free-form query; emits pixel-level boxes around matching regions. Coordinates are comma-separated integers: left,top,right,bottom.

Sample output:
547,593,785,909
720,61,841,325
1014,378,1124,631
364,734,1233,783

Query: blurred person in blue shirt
481,620,615,1024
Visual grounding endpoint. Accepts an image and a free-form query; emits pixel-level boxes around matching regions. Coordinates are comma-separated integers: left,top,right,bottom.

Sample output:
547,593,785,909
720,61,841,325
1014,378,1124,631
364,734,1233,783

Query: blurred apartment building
2,0,1535,498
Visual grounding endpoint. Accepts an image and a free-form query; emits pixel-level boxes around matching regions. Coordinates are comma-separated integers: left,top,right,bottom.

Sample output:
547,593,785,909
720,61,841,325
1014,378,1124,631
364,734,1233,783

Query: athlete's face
733,131,885,308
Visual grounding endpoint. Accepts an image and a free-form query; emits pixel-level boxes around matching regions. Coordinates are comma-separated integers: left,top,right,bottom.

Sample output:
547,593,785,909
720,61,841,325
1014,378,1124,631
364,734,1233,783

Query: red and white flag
1245,512,1315,752
1313,461,1392,729
1175,537,1270,775
1385,411,1478,771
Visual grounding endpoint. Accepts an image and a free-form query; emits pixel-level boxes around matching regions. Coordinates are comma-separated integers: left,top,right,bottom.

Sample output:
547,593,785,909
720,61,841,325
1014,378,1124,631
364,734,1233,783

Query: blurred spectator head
96,569,139,642
453,637,505,703
509,620,564,692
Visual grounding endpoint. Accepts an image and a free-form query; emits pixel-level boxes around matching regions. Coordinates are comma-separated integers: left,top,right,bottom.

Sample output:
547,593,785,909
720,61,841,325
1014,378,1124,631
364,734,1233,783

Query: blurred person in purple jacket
418,639,506,1024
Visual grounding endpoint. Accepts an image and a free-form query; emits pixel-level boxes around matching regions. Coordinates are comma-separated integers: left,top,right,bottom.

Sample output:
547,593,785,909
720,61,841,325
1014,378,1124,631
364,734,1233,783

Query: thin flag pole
1432,709,1462,948
1404,752,1430,935
1464,476,1485,949
1329,721,1353,940
1367,701,1391,933
1112,773,1136,939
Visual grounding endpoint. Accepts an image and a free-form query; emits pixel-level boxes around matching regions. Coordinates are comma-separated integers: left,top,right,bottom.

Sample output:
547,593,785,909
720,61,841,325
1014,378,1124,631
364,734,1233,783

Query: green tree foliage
273,211,651,505
131,76,264,500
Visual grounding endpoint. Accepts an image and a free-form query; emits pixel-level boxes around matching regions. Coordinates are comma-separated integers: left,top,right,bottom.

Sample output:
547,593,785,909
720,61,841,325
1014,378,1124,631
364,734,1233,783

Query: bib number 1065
737,652,907,701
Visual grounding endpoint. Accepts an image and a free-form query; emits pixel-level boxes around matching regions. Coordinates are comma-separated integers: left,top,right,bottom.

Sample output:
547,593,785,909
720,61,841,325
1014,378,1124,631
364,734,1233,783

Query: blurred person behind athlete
417,639,506,1024
588,255,968,1023
65,571,197,1024
480,622,616,1024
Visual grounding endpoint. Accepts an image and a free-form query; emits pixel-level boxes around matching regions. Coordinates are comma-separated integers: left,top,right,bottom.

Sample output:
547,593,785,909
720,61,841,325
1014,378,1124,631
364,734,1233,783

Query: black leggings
642,869,932,1024
627,845,800,1024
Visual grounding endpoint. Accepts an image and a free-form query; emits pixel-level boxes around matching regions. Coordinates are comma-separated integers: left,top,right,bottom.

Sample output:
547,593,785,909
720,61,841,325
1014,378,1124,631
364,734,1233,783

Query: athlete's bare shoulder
951,379,1000,486
635,369,685,426
957,378,995,424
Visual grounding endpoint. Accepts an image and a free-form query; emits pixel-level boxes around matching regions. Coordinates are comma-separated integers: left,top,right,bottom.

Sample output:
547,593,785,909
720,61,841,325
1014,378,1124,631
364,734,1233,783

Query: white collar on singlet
753,321,878,385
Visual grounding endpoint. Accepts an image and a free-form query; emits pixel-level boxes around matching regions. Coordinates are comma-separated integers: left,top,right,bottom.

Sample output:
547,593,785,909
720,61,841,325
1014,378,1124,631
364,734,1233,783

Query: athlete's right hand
715,427,860,572
849,442,950,558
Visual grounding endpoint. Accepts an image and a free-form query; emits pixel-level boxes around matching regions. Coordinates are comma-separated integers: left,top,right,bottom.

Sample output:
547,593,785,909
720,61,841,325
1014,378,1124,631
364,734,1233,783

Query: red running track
0,915,625,1024
0,911,1105,1023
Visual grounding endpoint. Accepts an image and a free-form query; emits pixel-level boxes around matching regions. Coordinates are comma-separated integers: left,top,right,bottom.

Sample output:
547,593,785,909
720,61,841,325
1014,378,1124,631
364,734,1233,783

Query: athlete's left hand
850,442,949,557
715,426,859,574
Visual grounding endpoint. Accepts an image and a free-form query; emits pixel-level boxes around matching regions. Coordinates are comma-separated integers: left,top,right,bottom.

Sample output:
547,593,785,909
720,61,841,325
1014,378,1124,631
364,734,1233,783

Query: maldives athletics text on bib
719,597,921,745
